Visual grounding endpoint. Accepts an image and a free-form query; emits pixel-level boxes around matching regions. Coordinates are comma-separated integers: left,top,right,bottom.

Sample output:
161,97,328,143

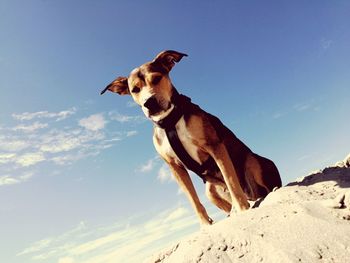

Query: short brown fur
101,50,282,225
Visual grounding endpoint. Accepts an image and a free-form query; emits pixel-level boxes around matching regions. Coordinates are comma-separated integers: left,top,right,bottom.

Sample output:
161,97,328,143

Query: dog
101,50,282,225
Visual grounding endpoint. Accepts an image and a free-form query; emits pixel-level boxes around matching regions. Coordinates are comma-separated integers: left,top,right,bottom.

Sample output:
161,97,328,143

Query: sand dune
146,154,350,263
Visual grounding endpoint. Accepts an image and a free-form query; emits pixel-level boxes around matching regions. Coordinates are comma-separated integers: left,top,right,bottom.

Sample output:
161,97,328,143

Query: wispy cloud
17,205,198,263
79,114,106,131
126,130,138,137
16,152,45,167
139,156,159,173
272,112,285,119
0,153,16,164
38,128,106,154
1,107,142,186
0,175,21,186
12,108,76,121
0,136,31,152
138,158,174,183
109,112,145,123
157,164,174,183
0,172,34,186
140,159,155,173
293,103,311,112
12,122,48,132
272,99,321,120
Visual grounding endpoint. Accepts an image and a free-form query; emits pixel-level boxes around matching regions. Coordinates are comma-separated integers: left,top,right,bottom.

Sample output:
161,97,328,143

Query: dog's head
101,50,187,121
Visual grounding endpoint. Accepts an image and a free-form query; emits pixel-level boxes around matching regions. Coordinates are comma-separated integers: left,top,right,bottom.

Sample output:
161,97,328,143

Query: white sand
146,154,350,263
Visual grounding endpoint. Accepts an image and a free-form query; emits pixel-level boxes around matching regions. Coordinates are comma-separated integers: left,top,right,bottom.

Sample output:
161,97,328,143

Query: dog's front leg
206,143,250,215
167,161,213,225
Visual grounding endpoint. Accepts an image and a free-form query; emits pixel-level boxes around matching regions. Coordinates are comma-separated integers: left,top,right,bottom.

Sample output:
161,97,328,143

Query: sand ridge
146,154,350,263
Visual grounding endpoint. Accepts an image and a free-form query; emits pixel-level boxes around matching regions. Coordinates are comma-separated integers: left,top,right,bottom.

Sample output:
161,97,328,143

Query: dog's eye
151,75,162,85
132,87,140,93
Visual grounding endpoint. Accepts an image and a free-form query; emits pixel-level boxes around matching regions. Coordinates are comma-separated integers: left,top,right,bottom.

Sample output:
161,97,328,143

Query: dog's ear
100,76,130,95
153,50,188,73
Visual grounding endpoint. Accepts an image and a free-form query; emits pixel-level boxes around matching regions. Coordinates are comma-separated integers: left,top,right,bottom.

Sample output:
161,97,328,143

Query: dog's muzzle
144,96,162,115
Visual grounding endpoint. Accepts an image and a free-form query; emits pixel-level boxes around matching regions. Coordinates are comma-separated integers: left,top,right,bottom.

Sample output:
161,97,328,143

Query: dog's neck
152,88,191,129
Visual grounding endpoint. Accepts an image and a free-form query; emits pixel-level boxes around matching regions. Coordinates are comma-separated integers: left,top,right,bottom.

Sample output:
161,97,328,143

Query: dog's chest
155,117,204,165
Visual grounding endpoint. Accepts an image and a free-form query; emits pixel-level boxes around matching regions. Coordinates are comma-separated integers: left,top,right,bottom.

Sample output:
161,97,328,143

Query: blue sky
1,1,349,262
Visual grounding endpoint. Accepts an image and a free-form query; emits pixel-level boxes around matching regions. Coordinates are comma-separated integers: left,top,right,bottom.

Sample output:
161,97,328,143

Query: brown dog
101,50,282,225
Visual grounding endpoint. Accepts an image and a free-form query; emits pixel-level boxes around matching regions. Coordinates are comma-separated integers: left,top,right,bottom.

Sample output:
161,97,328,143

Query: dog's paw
200,216,214,226
272,186,280,192
228,208,237,217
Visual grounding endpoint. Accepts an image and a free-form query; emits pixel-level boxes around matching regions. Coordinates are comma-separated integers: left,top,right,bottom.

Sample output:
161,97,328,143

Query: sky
0,0,349,262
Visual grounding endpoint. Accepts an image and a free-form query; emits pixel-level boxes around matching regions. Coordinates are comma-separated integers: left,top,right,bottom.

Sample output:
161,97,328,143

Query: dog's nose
144,97,160,113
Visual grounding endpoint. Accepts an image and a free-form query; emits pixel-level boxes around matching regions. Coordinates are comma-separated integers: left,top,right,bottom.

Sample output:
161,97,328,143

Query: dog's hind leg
205,143,250,214
246,154,282,197
245,154,270,198
206,181,232,213
253,154,282,191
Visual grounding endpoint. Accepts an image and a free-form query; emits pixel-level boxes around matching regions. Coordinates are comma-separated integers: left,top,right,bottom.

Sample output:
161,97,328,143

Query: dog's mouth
145,100,162,116
143,97,173,120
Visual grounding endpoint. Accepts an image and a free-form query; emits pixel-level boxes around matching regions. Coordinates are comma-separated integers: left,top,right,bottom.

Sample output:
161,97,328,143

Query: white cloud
138,156,166,174
39,128,105,154
110,112,132,123
68,228,136,256
16,152,45,167
126,130,138,137
0,137,30,152
139,158,156,173
0,172,34,186
103,137,122,143
293,103,311,112
50,155,75,165
1,108,144,186
0,175,20,186
0,153,16,164
19,172,35,181
17,205,198,263
39,131,82,153
17,238,53,256
109,112,145,123
157,164,174,183
79,114,106,131
50,150,102,166
12,121,48,132
0,117,115,172
12,107,76,121
55,108,77,121
163,207,189,223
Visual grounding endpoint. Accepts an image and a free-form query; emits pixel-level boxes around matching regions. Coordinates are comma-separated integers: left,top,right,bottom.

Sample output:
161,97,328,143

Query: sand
146,154,350,263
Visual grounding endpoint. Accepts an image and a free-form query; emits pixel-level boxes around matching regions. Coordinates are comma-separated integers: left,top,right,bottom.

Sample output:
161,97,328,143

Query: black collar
152,89,219,183
154,89,191,129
